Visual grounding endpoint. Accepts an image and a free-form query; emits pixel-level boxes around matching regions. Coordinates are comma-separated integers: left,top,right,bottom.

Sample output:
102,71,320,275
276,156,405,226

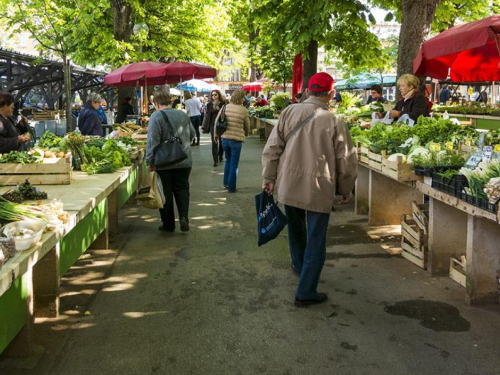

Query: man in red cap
261,72,358,307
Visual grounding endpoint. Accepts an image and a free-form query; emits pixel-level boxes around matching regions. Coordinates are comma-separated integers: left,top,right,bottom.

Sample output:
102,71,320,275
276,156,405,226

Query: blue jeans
189,115,201,143
222,138,242,192
284,205,330,300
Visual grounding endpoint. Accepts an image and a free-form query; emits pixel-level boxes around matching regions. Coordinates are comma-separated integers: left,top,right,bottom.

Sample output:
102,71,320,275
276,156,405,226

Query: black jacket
116,102,135,123
201,101,224,133
78,103,103,136
0,116,22,154
394,91,430,122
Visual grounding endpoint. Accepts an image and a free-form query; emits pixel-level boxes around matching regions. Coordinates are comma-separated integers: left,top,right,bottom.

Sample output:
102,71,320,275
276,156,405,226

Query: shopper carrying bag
146,88,196,233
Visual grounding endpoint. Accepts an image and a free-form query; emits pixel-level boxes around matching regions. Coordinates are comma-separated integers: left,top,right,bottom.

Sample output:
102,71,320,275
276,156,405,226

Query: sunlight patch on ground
122,311,170,319
60,289,97,297
367,225,401,238
197,225,212,229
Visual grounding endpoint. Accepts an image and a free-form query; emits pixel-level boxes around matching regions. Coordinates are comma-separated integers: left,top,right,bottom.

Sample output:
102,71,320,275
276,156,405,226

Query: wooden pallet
449,257,466,287
412,201,429,234
401,214,427,269
0,155,72,185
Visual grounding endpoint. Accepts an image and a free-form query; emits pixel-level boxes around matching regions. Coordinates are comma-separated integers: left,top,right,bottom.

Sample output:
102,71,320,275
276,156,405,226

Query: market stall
0,131,146,356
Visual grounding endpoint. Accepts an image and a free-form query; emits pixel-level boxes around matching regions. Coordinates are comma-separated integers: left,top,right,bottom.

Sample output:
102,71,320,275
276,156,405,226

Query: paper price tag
483,146,493,160
465,152,482,169
445,141,454,151
494,144,500,153
429,142,441,152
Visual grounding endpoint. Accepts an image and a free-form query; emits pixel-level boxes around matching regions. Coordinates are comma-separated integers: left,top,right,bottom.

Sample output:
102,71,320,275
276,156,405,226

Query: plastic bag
136,170,163,209
255,191,287,246
397,114,415,127
370,111,394,126
106,130,120,139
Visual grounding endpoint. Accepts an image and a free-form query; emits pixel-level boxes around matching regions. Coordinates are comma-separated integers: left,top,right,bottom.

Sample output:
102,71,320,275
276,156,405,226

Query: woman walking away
146,89,196,233
202,89,227,166
215,89,250,193
184,91,202,146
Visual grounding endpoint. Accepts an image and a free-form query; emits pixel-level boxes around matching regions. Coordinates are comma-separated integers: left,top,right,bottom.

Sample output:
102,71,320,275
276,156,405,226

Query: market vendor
0,91,31,154
378,74,429,122
78,93,104,136
253,96,268,107
367,85,387,104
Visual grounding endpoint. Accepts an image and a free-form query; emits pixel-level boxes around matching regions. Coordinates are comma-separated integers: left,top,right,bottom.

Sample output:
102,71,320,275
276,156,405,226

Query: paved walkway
2,134,500,375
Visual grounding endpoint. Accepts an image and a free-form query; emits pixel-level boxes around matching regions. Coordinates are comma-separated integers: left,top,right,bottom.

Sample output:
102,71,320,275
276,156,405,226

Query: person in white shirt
184,91,202,146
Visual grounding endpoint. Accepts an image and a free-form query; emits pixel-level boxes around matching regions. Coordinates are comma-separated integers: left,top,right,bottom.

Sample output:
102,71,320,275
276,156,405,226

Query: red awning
242,80,266,91
414,15,500,82
104,61,171,87
104,61,217,87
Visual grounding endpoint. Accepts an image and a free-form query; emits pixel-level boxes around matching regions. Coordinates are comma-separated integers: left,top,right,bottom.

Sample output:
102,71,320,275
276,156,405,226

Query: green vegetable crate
401,214,428,269
0,154,72,185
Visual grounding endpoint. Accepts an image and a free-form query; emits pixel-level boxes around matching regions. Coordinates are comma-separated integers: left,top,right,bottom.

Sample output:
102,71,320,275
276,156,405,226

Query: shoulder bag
215,105,227,136
284,103,324,143
154,110,188,168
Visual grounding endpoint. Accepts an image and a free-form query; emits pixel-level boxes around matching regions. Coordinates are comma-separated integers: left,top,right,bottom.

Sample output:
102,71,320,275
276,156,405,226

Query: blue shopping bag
255,191,287,246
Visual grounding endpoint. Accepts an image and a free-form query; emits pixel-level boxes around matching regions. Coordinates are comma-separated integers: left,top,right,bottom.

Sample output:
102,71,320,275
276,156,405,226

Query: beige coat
262,97,358,214
215,103,250,142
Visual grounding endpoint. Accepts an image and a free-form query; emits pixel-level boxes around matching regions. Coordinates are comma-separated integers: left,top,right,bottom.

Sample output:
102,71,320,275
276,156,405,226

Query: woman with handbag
146,89,196,232
214,89,250,193
201,89,227,167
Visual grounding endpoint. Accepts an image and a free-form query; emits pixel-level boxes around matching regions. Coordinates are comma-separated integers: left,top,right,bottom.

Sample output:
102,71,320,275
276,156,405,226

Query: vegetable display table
446,113,500,131
355,164,424,226
0,158,143,356
260,118,278,140
355,161,500,306
417,182,500,305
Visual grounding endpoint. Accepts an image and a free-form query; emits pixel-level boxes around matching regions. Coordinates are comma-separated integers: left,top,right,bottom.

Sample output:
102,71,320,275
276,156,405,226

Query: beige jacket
215,103,250,142
262,97,358,214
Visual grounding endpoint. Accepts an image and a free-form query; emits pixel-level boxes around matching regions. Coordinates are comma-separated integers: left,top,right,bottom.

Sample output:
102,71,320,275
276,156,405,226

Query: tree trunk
111,0,136,116
397,0,440,95
303,40,318,89
249,29,259,82
62,56,72,132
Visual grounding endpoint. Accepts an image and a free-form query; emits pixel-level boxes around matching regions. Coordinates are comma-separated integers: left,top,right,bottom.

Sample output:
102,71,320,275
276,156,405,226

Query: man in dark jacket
116,97,135,123
78,93,103,136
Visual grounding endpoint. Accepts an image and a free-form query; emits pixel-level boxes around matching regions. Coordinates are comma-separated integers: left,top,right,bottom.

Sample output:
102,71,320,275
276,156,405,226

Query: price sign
483,146,493,161
494,144,500,153
445,141,454,151
465,152,483,169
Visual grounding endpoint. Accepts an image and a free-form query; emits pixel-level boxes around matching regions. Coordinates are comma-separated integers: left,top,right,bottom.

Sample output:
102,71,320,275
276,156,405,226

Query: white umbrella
169,88,182,96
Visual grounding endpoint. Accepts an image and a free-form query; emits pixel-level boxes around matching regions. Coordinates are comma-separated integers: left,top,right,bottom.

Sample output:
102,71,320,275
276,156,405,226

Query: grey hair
153,89,172,106
88,93,102,103
308,91,331,97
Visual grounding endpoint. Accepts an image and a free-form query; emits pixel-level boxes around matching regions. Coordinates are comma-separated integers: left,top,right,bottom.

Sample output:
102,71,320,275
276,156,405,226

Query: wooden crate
382,157,422,182
449,257,466,287
368,150,383,172
131,133,147,141
412,201,429,234
357,143,370,166
0,155,72,185
401,214,427,269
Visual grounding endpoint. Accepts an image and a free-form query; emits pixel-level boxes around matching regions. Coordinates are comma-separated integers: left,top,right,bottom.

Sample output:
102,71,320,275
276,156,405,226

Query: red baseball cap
308,72,335,92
